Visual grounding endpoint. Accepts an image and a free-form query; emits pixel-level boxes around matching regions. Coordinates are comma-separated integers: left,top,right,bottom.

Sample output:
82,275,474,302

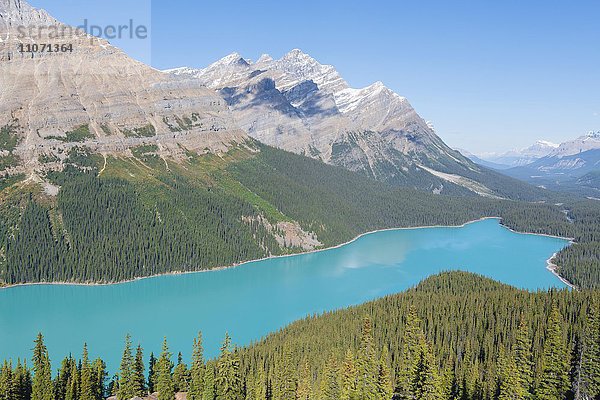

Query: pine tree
31,333,53,400
273,345,296,400
376,347,393,400
340,349,358,400
514,315,534,399
189,332,206,400
216,333,242,400
80,343,95,400
156,337,175,400
133,344,146,396
118,334,136,400
537,304,570,400
581,297,600,400
318,353,340,400
356,317,378,400
173,352,190,392
296,359,311,400
203,363,216,400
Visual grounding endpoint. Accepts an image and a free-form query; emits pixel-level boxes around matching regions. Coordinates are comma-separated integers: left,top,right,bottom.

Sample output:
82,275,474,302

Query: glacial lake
0,218,569,372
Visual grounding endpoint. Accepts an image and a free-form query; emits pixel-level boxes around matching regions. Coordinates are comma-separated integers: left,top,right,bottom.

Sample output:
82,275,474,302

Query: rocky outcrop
0,0,248,177
167,49,483,192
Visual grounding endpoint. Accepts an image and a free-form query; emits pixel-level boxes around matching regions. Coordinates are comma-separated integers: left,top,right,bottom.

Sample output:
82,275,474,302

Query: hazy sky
29,0,600,154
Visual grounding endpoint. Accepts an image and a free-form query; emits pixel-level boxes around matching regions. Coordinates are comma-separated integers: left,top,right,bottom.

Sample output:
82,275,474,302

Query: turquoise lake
0,218,569,372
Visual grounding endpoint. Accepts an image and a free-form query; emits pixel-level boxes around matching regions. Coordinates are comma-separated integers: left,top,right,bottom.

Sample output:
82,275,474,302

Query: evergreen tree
296,359,311,400
273,345,296,400
13,359,32,400
216,333,242,400
91,358,106,400
318,353,340,400
189,332,206,400
31,333,53,400
80,343,95,400
156,337,175,400
203,363,216,400
148,352,157,393
118,334,136,400
0,360,15,400
340,349,358,400
376,347,393,400
411,345,442,400
581,297,600,399
514,315,534,399
496,346,525,400
173,352,190,392
537,304,570,400
397,307,425,399
356,317,378,400
248,364,266,400
133,344,146,396
65,359,80,400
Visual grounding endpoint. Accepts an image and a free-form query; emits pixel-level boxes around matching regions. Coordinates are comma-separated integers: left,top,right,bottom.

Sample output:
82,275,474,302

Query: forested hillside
1,272,599,400
1,142,599,288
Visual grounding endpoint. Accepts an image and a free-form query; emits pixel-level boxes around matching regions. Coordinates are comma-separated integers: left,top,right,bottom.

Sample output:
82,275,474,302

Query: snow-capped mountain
549,131,600,157
476,140,559,168
167,50,524,196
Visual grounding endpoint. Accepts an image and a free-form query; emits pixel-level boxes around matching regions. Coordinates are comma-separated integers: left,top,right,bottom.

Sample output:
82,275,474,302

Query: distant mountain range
460,132,600,196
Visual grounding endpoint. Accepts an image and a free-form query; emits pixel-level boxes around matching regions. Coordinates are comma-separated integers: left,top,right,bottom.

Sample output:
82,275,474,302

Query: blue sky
28,0,600,153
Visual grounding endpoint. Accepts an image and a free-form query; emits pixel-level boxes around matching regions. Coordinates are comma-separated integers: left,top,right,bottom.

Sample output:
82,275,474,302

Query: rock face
0,0,247,177
167,49,485,192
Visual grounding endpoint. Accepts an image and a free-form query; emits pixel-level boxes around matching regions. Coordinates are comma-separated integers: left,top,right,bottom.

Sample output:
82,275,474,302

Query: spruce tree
581,297,600,399
376,347,393,400
318,353,340,400
133,344,146,396
31,333,53,400
514,315,534,398
65,360,79,400
248,364,266,400
496,346,525,400
203,363,216,400
14,359,32,400
411,345,442,400
189,332,206,400
91,358,106,400
296,359,311,400
173,352,190,392
118,334,136,400
0,360,15,400
216,333,242,400
156,337,175,400
273,345,296,400
340,349,358,400
356,317,378,400
537,304,570,400
397,307,425,399
148,352,157,393
80,343,95,400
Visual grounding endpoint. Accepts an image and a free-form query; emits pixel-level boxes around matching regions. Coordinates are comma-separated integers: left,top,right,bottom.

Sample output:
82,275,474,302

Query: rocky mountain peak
0,0,58,27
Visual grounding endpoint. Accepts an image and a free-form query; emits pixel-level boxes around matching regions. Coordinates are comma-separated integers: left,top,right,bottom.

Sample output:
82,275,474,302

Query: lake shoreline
1,216,575,290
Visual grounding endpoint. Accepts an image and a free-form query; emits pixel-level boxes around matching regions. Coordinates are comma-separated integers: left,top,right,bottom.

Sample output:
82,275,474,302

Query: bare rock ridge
166,50,492,194
0,0,247,178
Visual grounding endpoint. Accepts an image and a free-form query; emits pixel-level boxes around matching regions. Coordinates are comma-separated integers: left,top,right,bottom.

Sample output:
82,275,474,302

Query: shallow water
0,218,569,372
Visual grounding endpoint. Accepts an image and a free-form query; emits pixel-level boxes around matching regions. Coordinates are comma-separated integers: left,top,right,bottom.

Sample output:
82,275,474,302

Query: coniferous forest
1,272,599,400
1,143,599,289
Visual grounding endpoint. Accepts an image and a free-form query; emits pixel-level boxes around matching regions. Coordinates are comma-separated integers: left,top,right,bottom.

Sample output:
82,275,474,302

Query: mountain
476,140,559,168
499,132,600,196
167,51,540,198
0,0,247,185
456,148,512,170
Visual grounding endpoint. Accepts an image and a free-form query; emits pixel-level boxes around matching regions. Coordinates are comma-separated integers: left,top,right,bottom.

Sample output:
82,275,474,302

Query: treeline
1,143,600,288
1,272,600,400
